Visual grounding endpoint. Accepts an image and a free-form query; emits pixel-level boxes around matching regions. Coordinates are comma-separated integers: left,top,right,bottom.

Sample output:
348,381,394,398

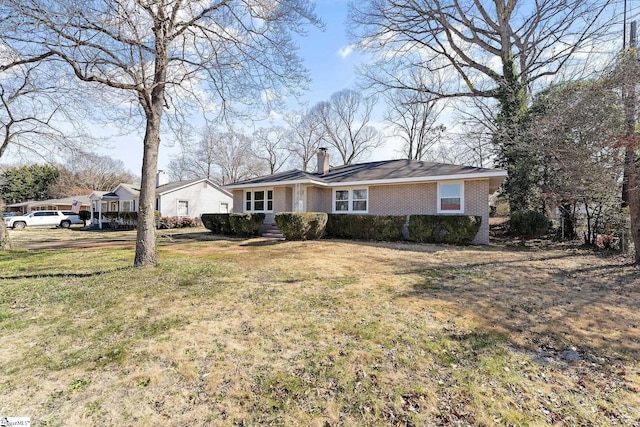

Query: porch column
98,199,103,230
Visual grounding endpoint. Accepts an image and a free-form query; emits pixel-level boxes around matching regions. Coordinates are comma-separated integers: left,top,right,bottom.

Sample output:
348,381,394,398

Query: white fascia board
328,171,508,187
224,178,328,190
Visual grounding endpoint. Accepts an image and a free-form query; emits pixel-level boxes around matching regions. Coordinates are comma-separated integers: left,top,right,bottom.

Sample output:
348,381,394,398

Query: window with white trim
438,182,463,213
333,188,368,213
177,200,189,216
245,189,273,212
122,200,133,212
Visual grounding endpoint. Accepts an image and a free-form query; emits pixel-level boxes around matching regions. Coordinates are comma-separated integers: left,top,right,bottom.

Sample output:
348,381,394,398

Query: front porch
235,184,332,228
88,189,138,230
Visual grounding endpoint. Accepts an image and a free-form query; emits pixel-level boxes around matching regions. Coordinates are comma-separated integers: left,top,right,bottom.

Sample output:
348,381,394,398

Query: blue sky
295,0,361,104
101,0,375,176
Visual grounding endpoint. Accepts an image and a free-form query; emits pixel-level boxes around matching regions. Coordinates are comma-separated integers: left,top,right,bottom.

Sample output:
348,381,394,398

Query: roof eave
224,178,328,189
327,170,508,187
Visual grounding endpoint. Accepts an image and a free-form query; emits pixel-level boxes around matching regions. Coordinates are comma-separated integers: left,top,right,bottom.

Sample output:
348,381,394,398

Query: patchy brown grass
1,231,639,426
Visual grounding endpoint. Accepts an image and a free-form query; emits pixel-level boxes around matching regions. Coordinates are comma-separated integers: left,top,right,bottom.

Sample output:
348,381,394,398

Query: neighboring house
88,171,233,228
225,149,507,244
6,196,91,214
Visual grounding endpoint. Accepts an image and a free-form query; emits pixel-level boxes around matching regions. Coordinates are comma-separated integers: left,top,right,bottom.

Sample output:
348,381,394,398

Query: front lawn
1,234,639,425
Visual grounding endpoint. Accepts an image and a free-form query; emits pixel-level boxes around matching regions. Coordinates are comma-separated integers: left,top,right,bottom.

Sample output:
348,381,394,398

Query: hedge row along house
224,149,507,244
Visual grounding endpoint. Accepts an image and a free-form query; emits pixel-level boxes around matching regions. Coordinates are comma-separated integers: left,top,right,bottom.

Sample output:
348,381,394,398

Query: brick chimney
316,148,330,175
156,170,169,187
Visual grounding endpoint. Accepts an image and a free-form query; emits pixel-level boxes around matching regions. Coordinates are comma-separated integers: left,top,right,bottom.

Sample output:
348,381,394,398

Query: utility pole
622,21,637,207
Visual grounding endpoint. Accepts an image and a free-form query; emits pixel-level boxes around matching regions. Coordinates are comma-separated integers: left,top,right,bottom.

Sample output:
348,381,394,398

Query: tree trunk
133,83,165,267
628,157,640,263
134,109,161,267
0,219,10,250
133,16,169,268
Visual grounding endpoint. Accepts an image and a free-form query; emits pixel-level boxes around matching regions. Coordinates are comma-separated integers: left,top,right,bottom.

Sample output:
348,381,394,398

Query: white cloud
337,44,355,59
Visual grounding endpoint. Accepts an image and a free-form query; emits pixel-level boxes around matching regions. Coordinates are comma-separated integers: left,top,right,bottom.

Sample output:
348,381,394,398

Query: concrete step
262,232,285,239
262,224,284,239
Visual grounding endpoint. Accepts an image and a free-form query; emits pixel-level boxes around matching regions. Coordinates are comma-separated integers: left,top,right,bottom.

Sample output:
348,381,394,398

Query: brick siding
233,180,491,244
307,187,332,212
369,180,490,244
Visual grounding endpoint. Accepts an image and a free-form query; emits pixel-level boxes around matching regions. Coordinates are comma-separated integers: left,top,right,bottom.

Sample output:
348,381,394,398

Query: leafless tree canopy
285,110,325,171
49,152,136,197
253,126,290,175
169,125,264,185
168,127,220,182
208,129,265,185
384,87,445,161
0,0,320,266
313,89,382,165
349,0,617,99
0,55,90,163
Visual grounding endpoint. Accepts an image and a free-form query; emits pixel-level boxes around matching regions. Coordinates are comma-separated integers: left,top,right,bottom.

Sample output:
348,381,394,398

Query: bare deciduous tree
385,88,445,160
285,110,325,171
49,153,136,196
168,127,219,182
0,0,320,266
169,125,264,184
0,54,87,163
208,129,265,185
253,126,290,174
314,89,382,165
166,155,196,182
350,0,617,210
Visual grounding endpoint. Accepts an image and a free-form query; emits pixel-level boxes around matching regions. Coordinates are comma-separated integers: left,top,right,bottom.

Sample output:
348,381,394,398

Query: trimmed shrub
275,212,328,240
325,214,405,241
201,213,234,235
118,211,138,224
102,211,119,221
91,210,160,229
158,216,202,229
509,210,549,239
408,215,482,245
229,213,265,237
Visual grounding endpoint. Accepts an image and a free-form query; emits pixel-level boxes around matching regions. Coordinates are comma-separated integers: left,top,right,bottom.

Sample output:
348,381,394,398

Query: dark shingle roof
229,159,504,187
156,179,200,194
320,159,497,183
230,169,320,185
